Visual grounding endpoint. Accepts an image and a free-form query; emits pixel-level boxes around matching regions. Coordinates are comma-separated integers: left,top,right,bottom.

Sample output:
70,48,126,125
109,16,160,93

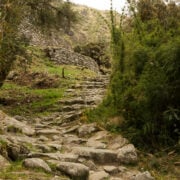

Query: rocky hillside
20,4,111,49
19,3,111,73
0,1,179,180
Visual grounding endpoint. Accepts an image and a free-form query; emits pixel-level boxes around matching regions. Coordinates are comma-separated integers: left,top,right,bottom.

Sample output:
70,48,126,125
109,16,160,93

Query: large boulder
0,110,35,136
117,144,138,164
72,147,117,164
56,162,89,180
23,158,52,173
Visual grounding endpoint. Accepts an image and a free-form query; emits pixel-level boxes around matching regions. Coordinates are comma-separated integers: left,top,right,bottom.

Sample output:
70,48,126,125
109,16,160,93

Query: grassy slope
0,46,96,117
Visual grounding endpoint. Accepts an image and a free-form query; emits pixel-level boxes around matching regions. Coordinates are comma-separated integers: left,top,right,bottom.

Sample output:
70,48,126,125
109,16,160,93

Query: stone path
0,75,154,180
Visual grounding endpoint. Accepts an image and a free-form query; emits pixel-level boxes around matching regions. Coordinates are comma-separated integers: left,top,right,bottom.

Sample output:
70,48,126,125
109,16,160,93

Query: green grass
0,83,65,116
0,46,96,117
0,160,53,180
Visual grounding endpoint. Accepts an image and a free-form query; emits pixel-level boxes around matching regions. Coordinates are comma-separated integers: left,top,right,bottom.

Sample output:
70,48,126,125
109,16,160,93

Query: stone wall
45,47,99,73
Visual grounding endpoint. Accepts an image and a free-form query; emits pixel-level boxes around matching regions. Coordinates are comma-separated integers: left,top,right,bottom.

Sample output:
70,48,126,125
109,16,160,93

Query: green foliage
0,0,29,87
74,42,111,68
89,0,180,149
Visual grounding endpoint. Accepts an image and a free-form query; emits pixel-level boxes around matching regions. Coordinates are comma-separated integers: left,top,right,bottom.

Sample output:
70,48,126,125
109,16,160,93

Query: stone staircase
0,75,154,180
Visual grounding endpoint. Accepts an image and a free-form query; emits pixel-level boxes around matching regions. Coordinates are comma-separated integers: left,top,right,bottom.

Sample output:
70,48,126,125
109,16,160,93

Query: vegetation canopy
87,0,180,149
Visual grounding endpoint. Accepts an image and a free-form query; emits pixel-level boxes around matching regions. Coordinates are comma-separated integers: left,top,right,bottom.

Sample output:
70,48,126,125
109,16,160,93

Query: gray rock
0,111,35,136
7,143,29,161
38,135,49,142
103,165,119,174
89,171,109,180
56,162,89,180
29,152,78,162
118,166,127,172
89,131,109,141
117,144,137,164
108,135,128,150
63,135,86,145
83,160,97,170
35,144,51,153
51,176,70,180
86,139,106,149
23,158,51,173
0,155,10,170
36,129,60,136
52,135,60,141
78,123,98,137
72,147,117,163
47,143,62,151
131,171,155,180
63,125,79,134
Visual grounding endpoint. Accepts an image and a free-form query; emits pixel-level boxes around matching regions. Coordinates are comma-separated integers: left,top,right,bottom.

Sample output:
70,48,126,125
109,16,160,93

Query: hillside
0,1,179,180
20,4,111,49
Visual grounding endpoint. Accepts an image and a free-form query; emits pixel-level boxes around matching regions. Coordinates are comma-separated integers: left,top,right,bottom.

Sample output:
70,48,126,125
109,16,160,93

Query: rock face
45,47,99,73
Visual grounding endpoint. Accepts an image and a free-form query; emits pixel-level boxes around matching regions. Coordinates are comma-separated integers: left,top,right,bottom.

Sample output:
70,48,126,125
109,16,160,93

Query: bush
88,0,180,149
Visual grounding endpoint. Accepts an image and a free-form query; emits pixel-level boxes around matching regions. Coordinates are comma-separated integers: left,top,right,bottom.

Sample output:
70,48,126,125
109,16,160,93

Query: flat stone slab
72,147,117,164
36,129,60,136
56,162,89,180
28,152,78,162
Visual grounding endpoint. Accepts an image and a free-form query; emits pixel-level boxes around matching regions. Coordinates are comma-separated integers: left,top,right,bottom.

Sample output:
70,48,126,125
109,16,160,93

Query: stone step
60,104,88,112
36,129,60,136
70,84,106,89
28,152,79,162
72,147,117,164
58,98,96,106
56,162,89,180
